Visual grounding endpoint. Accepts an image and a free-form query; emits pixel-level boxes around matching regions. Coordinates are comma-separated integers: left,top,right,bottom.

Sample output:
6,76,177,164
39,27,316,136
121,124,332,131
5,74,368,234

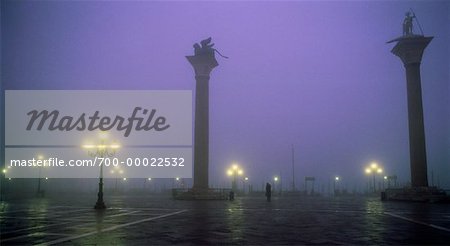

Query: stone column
186,52,218,191
390,36,432,187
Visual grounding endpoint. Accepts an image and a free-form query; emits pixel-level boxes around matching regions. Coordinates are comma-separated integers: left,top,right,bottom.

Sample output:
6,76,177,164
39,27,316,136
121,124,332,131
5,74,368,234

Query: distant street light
243,177,249,194
1,168,7,201
144,177,152,190
384,175,398,188
36,155,45,196
365,162,383,193
173,177,181,188
273,176,279,194
227,163,243,191
83,132,120,210
334,176,340,196
111,167,124,192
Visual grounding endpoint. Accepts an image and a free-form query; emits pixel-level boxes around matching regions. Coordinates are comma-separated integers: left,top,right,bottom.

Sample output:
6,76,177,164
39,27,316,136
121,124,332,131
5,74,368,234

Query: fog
2,1,449,194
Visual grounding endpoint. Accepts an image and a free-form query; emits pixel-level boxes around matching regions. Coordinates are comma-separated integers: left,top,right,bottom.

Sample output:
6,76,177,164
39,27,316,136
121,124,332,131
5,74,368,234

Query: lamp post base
94,190,106,209
94,201,106,209
94,179,106,210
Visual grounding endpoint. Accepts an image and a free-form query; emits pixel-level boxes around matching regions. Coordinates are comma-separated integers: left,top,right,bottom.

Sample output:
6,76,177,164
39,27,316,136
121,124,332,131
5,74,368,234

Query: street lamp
111,167,124,192
365,162,383,193
273,176,279,195
243,177,249,194
1,167,12,201
173,177,181,189
227,163,243,191
83,133,120,210
144,177,152,190
334,176,340,196
36,155,45,196
1,168,7,201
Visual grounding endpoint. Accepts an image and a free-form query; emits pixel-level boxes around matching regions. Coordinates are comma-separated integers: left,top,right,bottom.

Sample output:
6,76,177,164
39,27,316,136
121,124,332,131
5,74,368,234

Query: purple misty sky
2,1,449,189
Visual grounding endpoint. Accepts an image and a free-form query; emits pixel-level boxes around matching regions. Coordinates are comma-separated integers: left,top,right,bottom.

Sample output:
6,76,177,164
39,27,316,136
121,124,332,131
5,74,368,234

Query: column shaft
193,75,209,190
405,63,428,187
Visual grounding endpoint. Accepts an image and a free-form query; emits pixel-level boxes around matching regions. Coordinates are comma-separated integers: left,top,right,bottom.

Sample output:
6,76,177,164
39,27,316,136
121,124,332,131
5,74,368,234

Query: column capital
390,36,433,65
186,54,218,77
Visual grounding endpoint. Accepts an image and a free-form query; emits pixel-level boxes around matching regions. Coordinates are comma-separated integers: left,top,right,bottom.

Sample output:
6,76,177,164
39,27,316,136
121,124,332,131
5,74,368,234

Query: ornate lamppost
365,162,383,193
227,164,243,191
83,134,120,210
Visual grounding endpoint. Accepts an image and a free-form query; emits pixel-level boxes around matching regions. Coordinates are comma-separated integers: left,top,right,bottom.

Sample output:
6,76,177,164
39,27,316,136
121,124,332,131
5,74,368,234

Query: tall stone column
390,36,432,187
186,40,218,191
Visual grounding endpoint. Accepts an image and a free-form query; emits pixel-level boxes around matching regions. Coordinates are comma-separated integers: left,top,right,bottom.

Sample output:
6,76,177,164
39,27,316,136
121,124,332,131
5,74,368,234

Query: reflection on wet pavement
1,195,449,244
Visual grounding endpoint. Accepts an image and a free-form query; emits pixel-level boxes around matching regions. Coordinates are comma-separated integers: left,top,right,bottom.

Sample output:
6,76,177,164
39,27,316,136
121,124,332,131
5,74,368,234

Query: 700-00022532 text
8,157,185,168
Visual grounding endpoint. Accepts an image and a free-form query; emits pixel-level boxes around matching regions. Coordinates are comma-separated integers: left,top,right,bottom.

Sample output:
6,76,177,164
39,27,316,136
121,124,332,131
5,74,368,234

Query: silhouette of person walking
265,182,272,202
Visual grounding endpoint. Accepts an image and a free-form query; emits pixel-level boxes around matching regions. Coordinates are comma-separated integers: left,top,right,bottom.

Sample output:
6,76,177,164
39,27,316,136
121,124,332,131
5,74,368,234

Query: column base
382,187,450,203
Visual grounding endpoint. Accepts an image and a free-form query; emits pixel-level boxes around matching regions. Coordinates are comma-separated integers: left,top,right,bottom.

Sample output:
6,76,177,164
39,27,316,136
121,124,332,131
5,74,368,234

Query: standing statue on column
403,12,415,36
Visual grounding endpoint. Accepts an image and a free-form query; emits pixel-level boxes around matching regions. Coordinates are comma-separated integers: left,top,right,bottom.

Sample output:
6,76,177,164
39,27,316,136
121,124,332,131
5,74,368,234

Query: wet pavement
1,195,450,245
